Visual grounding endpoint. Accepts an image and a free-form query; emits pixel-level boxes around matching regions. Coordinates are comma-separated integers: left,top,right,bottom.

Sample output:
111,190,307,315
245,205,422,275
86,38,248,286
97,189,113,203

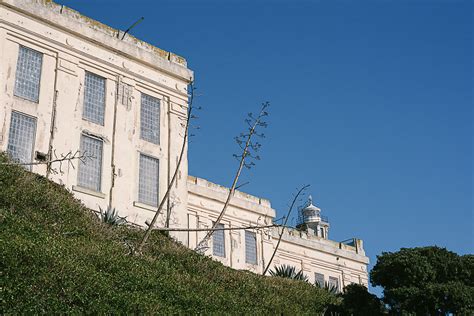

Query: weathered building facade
0,0,192,233
187,176,369,288
0,0,368,290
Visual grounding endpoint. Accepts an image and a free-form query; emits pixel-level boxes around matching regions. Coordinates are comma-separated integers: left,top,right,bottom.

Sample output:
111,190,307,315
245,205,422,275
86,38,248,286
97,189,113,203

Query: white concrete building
0,0,368,290
187,177,369,288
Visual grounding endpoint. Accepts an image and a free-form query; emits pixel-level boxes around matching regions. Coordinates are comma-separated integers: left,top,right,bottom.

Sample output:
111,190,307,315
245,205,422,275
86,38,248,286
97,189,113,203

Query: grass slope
0,155,335,314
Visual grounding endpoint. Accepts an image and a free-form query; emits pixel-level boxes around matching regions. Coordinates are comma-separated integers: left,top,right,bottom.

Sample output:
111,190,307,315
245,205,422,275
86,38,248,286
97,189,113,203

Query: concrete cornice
188,175,276,218
274,229,370,264
0,0,194,83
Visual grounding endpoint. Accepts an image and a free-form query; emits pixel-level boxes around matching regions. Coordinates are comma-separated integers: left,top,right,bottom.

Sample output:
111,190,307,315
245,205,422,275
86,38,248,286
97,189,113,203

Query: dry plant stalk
262,184,309,275
136,83,196,254
151,223,280,232
195,101,269,253
1,149,95,175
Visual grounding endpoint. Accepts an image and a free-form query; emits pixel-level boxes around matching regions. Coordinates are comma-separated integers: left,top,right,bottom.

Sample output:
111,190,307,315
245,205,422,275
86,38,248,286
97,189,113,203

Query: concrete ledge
72,185,105,199
188,175,274,215
133,201,157,212
273,228,370,264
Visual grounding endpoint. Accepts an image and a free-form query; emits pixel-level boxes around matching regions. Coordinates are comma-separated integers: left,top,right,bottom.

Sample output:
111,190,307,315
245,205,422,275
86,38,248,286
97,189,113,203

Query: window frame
7,111,37,170
212,222,226,258
139,92,161,145
329,276,340,293
77,133,104,192
245,230,258,265
82,71,106,126
137,153,160,207
14,45,43,103
314,272,325,287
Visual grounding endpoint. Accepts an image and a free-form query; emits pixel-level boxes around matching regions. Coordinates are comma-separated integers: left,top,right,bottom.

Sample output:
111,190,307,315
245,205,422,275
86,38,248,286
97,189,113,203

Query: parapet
276,227,369,263
187,175,275,218
0,0,193,82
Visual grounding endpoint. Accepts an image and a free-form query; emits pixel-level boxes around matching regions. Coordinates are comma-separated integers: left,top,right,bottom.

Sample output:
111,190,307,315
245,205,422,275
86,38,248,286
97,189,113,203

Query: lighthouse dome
302,195,321,214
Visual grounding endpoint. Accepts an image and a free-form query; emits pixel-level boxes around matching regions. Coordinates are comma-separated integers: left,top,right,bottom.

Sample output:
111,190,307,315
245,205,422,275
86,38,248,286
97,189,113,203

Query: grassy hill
0,154,336,314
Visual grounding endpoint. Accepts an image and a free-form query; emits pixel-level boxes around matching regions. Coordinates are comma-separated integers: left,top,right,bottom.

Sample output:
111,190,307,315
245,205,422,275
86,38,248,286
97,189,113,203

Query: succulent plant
98,205,127,226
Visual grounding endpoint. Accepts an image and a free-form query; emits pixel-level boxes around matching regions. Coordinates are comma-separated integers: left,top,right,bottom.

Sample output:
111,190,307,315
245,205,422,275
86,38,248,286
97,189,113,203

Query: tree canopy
370,246,473,314
326,283,385,315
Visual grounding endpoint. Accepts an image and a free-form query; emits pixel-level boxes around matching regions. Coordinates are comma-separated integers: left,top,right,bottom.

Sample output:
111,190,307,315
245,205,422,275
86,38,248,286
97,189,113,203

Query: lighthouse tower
296,195,330,239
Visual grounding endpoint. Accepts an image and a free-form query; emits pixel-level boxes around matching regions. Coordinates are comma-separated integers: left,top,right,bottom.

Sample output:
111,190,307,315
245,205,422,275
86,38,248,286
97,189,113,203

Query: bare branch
195,101,270,253
1,150,95,175
235,181,250,190
148,223,279,232
136,81,197,254
262,184,310,275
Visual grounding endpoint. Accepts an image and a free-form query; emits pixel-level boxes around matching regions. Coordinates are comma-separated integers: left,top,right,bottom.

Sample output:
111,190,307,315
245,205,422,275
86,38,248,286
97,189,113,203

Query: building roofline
0,0,194,82
188,175,276,218
275,228,369,264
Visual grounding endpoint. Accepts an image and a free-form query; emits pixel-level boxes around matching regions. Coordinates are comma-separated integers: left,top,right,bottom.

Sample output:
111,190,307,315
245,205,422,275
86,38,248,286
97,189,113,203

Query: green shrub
0,152,336,314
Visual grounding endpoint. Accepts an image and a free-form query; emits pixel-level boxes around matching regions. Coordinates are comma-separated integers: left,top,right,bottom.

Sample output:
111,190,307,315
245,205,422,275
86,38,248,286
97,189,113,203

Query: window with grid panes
14,46,43,102
212,223,225,257
77,134,103,191
140,93,160,144
138,154,159,206
315,273,325,287
7,111,37,170
83,72,106,125
245,230,257,264
329,276,340,292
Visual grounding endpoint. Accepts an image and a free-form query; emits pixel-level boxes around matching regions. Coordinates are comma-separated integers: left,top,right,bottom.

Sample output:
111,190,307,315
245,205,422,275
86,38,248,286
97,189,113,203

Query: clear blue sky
56,0,473,291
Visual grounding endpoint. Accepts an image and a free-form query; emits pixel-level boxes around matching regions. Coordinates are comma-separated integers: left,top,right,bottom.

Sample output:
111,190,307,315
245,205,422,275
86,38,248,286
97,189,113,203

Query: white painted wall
0,0,369,289
187,176,369,289
0,0,193,244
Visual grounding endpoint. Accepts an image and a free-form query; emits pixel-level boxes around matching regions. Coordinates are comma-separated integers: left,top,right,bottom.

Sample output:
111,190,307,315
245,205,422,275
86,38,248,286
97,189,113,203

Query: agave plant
315,281,339,294
98,205,127,226
269,264,309,282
